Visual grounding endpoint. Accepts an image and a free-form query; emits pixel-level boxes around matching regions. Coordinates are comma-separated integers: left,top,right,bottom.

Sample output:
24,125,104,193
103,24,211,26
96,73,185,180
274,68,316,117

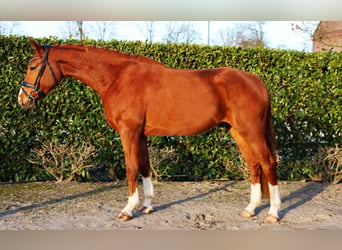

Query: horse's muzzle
18,81,46,109
18,88,35,109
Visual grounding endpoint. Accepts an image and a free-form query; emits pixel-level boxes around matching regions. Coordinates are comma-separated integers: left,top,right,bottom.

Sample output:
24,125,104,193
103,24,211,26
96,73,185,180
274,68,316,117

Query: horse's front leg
138,135,154,215
116,130,141,221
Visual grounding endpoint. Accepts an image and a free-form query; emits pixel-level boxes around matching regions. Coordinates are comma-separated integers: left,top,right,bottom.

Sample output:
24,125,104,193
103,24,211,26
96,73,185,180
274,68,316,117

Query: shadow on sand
133,181,238,218
0,184,122,218
254,182,329,219
0,181,328,221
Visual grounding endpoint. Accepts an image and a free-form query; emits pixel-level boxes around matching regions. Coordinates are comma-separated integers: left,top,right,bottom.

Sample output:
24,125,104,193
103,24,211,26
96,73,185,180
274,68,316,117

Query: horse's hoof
140,206,153,214
264,214,279,223
116,212,132,221
240,210,255,218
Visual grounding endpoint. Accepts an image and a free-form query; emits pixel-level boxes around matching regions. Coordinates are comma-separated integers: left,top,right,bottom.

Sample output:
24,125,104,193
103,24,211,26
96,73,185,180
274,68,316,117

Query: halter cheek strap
20,44,58,100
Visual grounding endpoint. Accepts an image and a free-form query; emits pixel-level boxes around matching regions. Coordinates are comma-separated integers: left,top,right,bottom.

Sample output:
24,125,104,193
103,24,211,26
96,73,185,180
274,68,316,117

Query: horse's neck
55,47,125,96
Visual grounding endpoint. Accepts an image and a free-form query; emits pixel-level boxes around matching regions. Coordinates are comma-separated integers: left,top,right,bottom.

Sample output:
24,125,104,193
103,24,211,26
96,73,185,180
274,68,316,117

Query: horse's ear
28,38,43,52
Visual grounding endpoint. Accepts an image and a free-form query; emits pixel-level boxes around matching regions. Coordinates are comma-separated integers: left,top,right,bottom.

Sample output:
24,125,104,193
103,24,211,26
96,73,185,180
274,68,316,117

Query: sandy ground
0,180,341,230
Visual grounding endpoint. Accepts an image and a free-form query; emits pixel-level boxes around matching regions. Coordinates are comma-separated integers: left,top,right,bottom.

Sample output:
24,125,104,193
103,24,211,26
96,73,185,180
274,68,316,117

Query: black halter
20,44,58,102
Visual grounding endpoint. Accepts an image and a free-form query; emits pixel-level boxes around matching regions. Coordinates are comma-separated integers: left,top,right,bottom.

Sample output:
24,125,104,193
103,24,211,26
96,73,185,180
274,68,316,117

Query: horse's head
18,39,62,109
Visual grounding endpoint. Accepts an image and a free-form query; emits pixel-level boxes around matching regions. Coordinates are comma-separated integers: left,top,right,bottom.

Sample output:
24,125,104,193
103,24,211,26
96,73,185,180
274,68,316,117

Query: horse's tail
260,101,277,200
265,101,277,159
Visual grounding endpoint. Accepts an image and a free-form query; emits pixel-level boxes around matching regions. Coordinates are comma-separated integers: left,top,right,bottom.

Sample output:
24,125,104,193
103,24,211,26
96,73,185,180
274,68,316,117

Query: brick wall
313,21,342,52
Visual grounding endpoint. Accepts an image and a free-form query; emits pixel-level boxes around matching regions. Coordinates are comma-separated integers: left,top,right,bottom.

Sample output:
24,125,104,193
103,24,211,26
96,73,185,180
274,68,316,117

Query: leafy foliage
0,35,341,182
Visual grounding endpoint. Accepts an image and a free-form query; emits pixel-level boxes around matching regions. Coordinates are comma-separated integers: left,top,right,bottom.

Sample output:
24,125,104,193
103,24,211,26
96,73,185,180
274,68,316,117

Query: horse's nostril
18,94,33,109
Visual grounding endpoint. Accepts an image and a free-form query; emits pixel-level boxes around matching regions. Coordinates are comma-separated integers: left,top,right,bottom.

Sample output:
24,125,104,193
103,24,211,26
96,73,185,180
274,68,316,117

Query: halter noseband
20,44,58,102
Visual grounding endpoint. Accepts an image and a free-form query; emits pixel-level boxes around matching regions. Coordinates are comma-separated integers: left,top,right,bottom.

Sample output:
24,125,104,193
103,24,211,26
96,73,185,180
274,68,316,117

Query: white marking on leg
268,184,281,218
142,177,154,210
122,188,139,216
245,183,262,215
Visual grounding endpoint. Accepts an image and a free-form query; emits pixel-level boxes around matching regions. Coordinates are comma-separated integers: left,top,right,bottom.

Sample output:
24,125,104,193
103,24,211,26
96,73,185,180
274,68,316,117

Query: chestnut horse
18,39,281,222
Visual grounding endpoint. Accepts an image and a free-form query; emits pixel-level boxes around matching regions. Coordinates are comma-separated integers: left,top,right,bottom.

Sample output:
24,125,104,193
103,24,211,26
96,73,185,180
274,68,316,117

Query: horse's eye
30,66,37,70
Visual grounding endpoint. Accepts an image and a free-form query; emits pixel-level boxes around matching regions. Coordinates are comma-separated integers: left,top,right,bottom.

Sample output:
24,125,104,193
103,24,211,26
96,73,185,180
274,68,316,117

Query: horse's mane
54,43,164,66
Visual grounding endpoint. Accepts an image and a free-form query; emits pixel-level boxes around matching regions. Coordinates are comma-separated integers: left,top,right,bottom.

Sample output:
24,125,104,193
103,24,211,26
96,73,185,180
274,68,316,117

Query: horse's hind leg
245,130,280,222
251,142,281,222
230,128,262,218
230,128,281,222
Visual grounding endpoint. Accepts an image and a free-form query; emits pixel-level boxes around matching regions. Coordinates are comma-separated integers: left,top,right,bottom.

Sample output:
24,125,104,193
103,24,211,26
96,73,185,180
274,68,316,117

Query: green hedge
0,35,341,182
